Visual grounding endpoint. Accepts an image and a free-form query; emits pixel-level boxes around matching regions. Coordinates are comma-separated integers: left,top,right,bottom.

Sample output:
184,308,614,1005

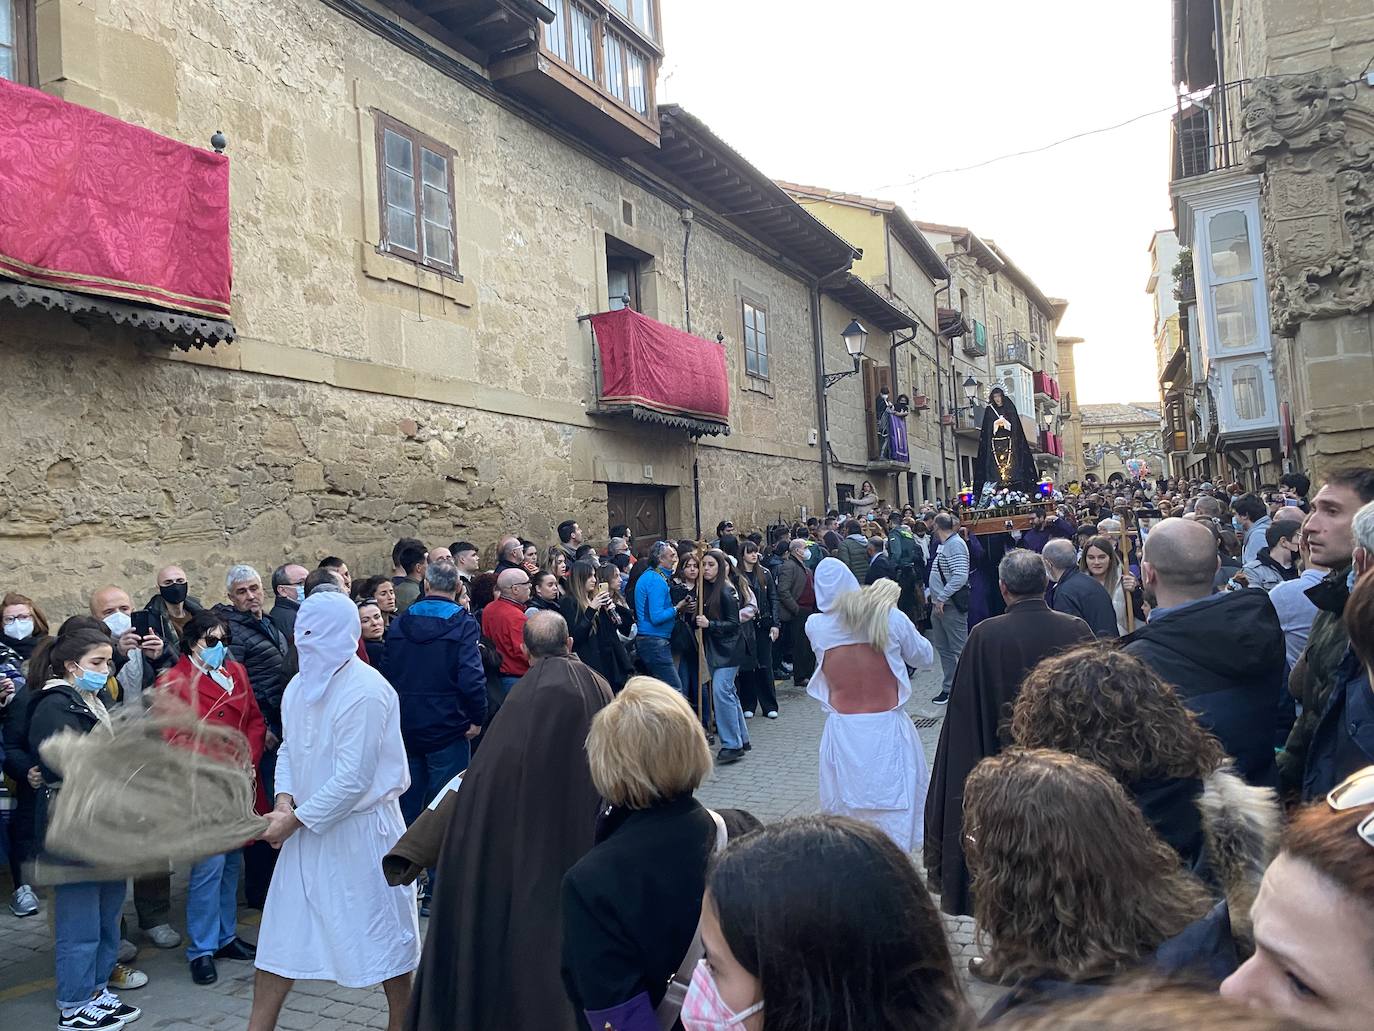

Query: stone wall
2,0,847,617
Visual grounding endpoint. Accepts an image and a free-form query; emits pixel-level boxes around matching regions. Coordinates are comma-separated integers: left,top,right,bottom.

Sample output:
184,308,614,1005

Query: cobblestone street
0,664,998,1028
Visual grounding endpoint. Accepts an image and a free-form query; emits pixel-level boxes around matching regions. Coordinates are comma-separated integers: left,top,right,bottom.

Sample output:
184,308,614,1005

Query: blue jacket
635,568,677,639
1302,647,1374,801
382,596,487,754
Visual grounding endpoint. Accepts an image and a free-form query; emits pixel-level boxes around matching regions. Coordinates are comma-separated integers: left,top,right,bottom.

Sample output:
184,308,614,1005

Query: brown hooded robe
405,654,613,1031
923,599,1092,916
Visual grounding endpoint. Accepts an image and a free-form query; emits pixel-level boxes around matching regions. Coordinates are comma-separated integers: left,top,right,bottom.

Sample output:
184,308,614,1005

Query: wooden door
862,360,894,461
607,485,667,556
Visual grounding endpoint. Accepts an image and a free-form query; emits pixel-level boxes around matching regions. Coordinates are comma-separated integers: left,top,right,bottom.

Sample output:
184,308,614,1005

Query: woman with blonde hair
965,749,1236,1019
561,678,755,1031
805,557,934,851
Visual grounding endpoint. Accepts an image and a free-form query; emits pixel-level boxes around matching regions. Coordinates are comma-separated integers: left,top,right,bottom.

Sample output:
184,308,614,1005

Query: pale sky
659,0,1176,404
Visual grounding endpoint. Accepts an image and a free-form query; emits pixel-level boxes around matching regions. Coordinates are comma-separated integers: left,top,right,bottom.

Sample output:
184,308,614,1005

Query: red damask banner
588,307,730,434
0,78,231,319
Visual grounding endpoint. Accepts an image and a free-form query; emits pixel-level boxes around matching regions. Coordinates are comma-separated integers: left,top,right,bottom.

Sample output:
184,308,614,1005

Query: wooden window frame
742,298,769,381
374,112,460,278
2,0,37,87
541,0,659,124
606,255,641,312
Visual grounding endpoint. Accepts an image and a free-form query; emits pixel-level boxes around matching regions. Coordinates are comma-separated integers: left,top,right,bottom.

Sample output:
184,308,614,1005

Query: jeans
635,635,682,694
711,666,749,751
401,737,471,827
54,880,125,1012
185,850,242,960
929,605,969,694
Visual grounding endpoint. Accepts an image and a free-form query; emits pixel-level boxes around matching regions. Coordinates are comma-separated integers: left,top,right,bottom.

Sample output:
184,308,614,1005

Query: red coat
157,655,268,812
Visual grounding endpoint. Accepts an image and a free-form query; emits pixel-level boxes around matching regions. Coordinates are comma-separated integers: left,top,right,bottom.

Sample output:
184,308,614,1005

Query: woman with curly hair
964,749,1235,1020
1010,643,1227,867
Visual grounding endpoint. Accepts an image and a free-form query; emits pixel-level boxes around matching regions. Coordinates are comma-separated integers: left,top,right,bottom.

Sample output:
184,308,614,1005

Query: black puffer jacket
1123,589,1286,787
212,604,291,733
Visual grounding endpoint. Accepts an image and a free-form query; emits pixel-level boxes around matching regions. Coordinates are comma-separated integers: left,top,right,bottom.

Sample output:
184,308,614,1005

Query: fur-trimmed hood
1198,765,1281,944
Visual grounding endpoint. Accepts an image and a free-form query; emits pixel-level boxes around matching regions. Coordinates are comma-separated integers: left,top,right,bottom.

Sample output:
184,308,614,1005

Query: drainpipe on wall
681,208,702,538
933,275,954,499
810,279,832,514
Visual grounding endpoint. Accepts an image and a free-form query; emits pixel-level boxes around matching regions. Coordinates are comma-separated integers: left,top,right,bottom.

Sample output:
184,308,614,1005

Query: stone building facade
1079,403,1167,486
1056,334,1085,482
1170,0,1374,483
0,0,902,615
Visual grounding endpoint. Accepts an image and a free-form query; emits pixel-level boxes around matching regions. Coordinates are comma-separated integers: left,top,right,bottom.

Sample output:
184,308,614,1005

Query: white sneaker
765,710,779,719
92,990,141,1023
116,939,137,964
107,964,147,991
145,924,181,949
9,884,39,917
58,1002,125,1030
743,710,754,718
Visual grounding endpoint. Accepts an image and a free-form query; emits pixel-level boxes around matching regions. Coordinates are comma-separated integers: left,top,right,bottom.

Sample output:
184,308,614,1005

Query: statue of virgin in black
973,386,1039,495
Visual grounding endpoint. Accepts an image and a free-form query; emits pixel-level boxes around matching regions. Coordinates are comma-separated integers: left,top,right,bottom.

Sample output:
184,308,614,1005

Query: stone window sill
361,244,476,308
741,374,774,398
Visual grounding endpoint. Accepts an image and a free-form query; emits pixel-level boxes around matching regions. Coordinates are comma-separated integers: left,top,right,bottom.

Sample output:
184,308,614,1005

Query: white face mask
103,611,132,638
5,618,34,641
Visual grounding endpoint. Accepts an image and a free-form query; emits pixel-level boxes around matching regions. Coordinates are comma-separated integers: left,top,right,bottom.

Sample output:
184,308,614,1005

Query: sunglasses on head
1327,766,1374,848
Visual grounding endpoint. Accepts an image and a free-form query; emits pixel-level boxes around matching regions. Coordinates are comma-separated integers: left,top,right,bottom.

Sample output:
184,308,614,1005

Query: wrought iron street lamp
823,319,869,388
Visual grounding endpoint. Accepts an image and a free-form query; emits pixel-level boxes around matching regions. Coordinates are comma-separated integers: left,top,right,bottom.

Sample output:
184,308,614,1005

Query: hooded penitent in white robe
806,558,934,852
254,592,420,987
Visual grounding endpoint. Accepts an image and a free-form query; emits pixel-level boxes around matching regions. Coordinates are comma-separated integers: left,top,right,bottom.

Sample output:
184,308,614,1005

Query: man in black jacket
267,563,308,642
1043,540,1118,638
1122,518,1286,787
865,537,897,585
212,563,292,908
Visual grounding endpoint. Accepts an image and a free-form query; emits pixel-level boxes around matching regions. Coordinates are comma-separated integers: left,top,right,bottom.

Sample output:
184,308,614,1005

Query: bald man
1122,517,1286,786
482,568,533,694
145,564,206,663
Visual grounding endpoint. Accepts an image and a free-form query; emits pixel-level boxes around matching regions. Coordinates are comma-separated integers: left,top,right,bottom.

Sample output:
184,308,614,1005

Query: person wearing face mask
267,564,309,642
1,590,50,662
87,586,181,956
24,623,149,1030
155,610,266,986
686,815,970,1031
143,565,205,664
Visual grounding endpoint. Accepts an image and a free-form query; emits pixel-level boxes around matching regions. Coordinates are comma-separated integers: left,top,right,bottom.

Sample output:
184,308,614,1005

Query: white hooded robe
806,558,934,852
254,592,420,986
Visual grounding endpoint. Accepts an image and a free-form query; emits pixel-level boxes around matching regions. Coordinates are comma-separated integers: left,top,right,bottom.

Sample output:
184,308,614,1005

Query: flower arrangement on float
958,479,1063,518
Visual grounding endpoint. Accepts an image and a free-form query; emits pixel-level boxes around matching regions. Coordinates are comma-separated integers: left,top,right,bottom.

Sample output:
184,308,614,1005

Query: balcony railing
963,320,987,357
1173,80,1250,181
995,331,1033,369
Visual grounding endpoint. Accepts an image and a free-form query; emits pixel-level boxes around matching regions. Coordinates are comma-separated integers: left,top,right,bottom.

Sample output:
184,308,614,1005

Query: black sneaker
933,691,950,705
91,990,140,1023
58,1003,125,1030
742,741,752,752
716,747,745,765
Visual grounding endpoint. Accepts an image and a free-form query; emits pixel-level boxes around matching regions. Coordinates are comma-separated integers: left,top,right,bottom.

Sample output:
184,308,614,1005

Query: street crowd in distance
1,469,1373,1031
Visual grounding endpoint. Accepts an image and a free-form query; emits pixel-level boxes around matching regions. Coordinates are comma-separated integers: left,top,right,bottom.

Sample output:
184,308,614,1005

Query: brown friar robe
923,598,1092,917
405,654,613,1031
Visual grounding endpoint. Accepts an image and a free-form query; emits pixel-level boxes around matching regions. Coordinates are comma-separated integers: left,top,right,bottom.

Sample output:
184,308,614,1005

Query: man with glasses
482,568,533,697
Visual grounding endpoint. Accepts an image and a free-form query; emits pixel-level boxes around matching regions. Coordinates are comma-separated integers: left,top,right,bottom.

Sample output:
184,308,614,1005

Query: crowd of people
0,464,1371,1030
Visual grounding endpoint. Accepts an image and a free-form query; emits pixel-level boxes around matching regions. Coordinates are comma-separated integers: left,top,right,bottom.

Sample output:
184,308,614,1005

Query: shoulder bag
656,808,729,1029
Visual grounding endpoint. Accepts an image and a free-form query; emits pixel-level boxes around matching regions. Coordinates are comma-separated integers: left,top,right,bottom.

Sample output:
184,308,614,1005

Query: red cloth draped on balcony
0,78,231,320
587,307,730,436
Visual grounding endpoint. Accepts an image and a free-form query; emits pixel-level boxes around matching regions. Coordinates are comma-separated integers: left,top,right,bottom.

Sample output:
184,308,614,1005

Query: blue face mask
1232,517,1244,533
75,666,107,693
199,641,227,669
294,585,305,604
1348,566,1358,592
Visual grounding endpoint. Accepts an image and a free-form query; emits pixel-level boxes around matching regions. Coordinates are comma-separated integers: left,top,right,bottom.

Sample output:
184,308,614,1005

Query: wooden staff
1117,526,1135,633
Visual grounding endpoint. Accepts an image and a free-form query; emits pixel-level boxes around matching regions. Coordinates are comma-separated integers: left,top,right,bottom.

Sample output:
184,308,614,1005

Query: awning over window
587,308,730,436
0,78,233,340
